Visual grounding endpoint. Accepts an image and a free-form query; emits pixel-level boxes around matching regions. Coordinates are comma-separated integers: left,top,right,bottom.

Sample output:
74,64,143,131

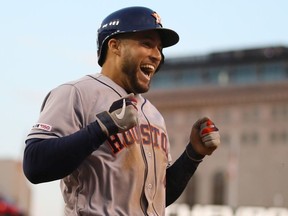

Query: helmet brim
156,28,179,48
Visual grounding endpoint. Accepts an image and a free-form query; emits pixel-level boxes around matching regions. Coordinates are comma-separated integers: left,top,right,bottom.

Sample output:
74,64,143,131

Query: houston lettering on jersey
107,123,168,155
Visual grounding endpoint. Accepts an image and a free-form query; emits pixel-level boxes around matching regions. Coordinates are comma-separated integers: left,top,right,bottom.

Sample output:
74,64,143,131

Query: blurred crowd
0,196,24,216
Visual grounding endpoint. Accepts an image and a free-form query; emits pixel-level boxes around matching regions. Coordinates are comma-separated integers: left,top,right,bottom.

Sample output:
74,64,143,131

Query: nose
150,46,162,63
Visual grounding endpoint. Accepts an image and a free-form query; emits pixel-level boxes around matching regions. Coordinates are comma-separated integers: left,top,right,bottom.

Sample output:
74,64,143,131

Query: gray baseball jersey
26,73,172,216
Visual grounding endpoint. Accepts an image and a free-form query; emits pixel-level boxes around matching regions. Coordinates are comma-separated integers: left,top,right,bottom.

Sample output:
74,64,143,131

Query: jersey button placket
147,183,153,190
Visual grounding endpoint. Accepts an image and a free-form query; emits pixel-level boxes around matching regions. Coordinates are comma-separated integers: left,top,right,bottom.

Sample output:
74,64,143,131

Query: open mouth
140,64,155,80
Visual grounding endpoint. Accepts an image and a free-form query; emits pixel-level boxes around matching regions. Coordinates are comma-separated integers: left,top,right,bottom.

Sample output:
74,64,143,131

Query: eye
140,39,162,52
141,40,153,48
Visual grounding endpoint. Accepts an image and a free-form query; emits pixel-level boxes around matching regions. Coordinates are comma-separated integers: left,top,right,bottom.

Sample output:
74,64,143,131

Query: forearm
166,143,204,206
23,121,106,184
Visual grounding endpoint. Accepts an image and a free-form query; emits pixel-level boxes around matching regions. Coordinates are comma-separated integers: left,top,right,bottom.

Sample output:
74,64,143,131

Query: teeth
141,64,155,71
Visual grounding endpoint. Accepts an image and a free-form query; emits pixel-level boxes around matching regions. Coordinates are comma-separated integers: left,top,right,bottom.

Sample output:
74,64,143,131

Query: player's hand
190,117,220,155
96,94,138,137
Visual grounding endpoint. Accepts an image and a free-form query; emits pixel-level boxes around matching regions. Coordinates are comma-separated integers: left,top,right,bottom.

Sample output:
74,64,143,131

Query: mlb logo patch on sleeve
33,123,52,131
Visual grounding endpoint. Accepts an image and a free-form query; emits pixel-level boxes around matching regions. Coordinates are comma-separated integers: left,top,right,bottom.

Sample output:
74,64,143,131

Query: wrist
87,121,109,150
186,143,205,162
96,111,119,136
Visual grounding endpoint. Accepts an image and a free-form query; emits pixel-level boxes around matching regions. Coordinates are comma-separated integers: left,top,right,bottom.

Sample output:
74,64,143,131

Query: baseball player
23,6,220,216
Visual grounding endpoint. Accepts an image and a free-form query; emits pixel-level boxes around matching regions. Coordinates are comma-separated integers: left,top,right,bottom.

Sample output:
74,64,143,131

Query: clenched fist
96,94,138,137
190,117,220,155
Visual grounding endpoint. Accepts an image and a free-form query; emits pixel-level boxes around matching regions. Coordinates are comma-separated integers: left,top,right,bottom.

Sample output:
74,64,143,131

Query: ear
107,38,121,56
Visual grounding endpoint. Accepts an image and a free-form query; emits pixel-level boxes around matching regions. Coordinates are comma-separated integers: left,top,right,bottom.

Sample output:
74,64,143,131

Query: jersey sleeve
26,83,84,140
23,82,108,184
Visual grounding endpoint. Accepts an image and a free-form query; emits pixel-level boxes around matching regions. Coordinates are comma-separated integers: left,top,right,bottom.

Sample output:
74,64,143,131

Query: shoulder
63,74,103,89
48,74,113,98
61,73,127,97
40,74,102,108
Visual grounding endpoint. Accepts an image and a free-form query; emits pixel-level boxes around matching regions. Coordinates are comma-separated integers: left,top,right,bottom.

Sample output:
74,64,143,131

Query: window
181,69,203,86
212,171,226,204
205,67,230,85
260,62,287,81
240,131,259,145
151,71,175,88
271,104,288,120
152,68,205,88
270,131,288,144
231,64,257,84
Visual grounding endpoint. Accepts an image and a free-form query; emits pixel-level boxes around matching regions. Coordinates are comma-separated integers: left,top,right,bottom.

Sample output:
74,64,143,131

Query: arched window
212,171,226,204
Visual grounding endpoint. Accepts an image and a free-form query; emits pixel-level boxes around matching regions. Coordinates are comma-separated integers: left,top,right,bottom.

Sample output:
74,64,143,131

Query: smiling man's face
115,30,163,94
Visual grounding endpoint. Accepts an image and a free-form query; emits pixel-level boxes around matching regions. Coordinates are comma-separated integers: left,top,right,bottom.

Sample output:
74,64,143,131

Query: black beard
121,58,150,94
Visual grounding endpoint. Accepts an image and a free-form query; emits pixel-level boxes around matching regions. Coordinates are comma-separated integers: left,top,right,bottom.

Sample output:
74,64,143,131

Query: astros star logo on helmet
152,12,162,25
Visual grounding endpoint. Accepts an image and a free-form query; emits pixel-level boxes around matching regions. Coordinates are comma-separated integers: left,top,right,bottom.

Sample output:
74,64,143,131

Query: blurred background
0,0,288,215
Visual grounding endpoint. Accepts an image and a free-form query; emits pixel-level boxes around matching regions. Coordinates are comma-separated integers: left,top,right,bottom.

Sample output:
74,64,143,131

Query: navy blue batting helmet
97,6,179,66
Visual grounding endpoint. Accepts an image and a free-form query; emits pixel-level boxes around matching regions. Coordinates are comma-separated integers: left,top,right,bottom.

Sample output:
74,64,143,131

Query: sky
1,0,288,215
